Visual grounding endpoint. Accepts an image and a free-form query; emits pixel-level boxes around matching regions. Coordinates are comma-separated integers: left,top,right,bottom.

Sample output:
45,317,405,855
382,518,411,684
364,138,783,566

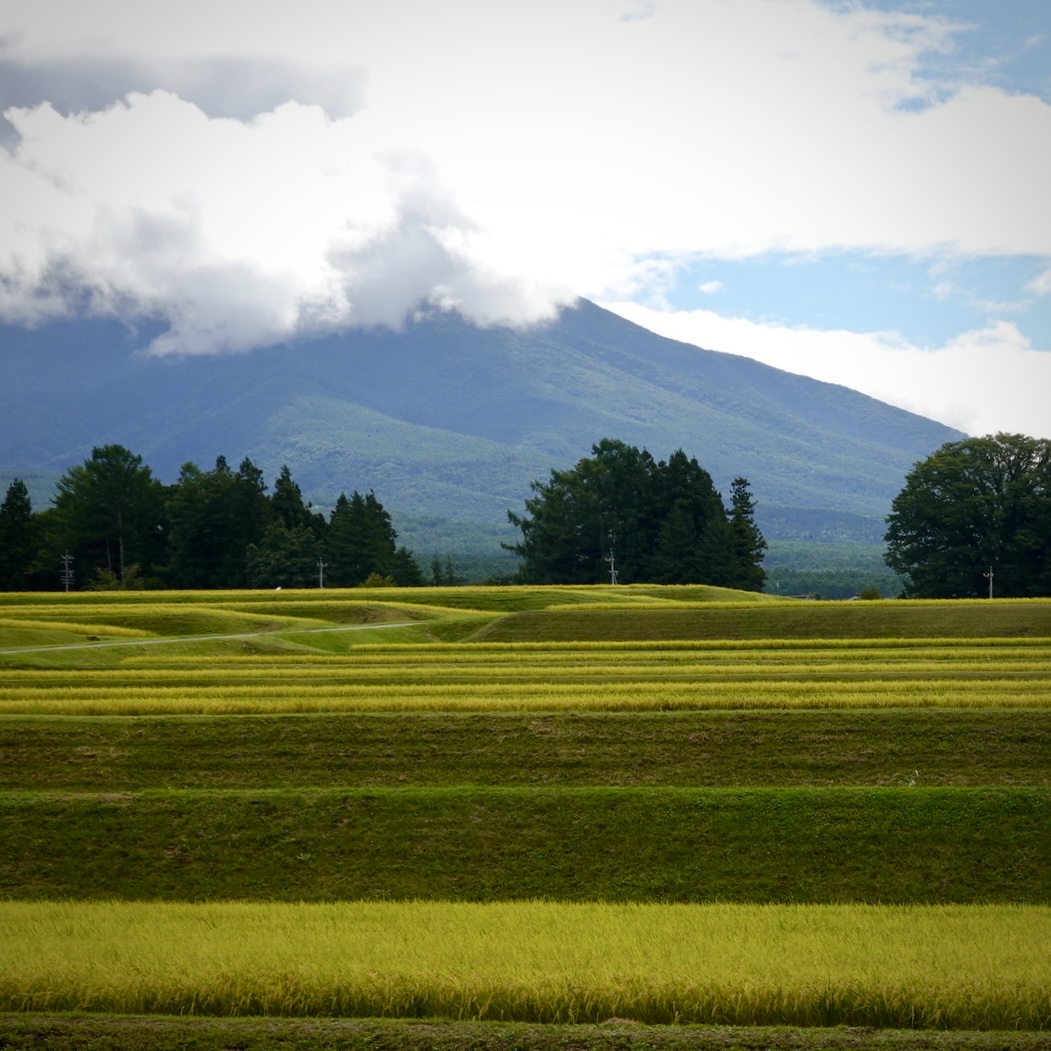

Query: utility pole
605,530,618,585
317,556,327,589
984,565,993,599
60,551,74,592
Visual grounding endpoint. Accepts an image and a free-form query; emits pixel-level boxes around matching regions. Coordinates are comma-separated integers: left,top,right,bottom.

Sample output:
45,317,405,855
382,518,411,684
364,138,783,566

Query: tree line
0,439,769,593
507,439,767,589
7,434,1046,598
0,446,424,591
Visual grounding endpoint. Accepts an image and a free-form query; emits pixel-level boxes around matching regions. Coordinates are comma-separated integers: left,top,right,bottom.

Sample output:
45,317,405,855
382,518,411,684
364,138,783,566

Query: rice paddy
1,587,1049,1046
2,635,1050,714
2,902,1049,1028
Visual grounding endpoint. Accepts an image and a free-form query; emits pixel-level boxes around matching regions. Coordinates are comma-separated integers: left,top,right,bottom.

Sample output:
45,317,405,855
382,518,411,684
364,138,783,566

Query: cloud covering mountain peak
1,0,1049,369
0,88,569,353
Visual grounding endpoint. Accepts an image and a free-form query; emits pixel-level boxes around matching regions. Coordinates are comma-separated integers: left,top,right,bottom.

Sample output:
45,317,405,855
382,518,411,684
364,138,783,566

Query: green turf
2,709,1048,791
3,1016,1049,1051
2,786,1047,904
475,602,1051,641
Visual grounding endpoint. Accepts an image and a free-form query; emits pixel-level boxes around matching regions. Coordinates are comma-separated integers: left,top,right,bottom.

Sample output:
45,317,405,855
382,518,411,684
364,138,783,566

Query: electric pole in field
984,565,993,599
317,556,327,589
60,551,74,592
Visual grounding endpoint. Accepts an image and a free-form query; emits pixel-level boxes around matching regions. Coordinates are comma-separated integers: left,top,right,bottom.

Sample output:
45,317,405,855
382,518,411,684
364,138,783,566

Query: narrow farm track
0,621,416,655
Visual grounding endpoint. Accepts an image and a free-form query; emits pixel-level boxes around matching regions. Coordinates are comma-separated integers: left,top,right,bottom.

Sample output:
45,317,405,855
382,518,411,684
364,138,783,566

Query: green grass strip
1,709,1048,791
1,902,1049,1028
3,1017,1051,1051
2,787,1048,903
477,604,1051,642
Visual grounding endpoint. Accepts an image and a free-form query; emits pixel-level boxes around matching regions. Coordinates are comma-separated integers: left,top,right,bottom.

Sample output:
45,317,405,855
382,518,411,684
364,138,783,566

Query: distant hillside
0,300,962,551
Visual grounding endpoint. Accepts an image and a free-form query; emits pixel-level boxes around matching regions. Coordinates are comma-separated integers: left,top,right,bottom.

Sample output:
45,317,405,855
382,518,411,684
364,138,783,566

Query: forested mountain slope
0,300,963,544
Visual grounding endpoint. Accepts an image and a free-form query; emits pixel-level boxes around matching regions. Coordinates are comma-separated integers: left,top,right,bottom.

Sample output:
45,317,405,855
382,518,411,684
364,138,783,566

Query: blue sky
864,0,1051,104
1,0,1049,438
663,252,1051,348
655,0,1051,349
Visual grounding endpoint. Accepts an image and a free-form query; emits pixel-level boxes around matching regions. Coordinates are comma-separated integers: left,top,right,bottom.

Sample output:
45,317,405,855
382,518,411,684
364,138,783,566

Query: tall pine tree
0,479,39,590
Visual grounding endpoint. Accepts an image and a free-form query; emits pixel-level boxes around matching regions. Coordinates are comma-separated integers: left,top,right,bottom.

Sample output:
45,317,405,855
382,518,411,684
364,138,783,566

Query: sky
1,0,1049,439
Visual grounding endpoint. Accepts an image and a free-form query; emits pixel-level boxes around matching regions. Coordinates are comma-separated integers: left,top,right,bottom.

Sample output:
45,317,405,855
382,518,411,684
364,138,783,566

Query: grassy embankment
1,587,1050,1047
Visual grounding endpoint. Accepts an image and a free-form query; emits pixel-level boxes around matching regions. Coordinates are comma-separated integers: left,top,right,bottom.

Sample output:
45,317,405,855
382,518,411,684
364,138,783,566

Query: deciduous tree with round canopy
884,433,1051,598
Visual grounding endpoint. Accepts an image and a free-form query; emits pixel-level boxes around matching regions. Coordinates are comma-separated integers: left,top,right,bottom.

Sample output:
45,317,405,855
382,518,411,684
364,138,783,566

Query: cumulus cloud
0,92,568,353
602,301,1051,440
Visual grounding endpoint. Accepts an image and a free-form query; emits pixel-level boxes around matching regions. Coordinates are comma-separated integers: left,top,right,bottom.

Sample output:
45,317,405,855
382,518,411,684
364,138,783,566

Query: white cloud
698,280,725,295
601,301,1051,440
1028,268,1051,296
0,92,568,352
0,0,1049,354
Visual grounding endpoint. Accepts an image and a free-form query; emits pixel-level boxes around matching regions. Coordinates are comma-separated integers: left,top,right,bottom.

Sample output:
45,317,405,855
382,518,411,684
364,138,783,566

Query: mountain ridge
0,299,964,549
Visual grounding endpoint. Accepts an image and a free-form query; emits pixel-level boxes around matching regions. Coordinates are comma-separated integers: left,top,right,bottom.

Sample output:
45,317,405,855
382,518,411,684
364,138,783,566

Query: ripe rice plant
0,677,1047,715
1,902,1048,1029
1,635,1050,714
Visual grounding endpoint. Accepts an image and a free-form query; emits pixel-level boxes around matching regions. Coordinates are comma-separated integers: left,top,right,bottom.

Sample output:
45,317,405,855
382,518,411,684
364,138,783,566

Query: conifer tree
728,477,767,590
49,445,166,586
0,479,39,590
509,440,765,588
327,490,423,587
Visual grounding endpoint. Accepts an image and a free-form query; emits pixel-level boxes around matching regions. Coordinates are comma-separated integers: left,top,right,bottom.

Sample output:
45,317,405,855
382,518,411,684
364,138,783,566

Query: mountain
0,299,963,553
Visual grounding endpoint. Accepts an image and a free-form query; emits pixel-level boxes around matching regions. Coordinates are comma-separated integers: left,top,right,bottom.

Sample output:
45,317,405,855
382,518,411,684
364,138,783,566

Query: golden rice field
2,636,1051,713
2,901,1049,1029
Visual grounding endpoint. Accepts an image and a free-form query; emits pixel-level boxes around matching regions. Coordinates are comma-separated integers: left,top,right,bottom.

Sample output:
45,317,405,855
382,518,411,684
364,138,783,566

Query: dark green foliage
47,445,167,586
271,464,325,535
765,568,904,599
13,449,424,590
327,491,424,588
0,479,40,590
763,541,904,599
509,440,764,588
164,457,272,588
729,478,767,590
430,555,465,586
885,433,1051,598
245,523,322,589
